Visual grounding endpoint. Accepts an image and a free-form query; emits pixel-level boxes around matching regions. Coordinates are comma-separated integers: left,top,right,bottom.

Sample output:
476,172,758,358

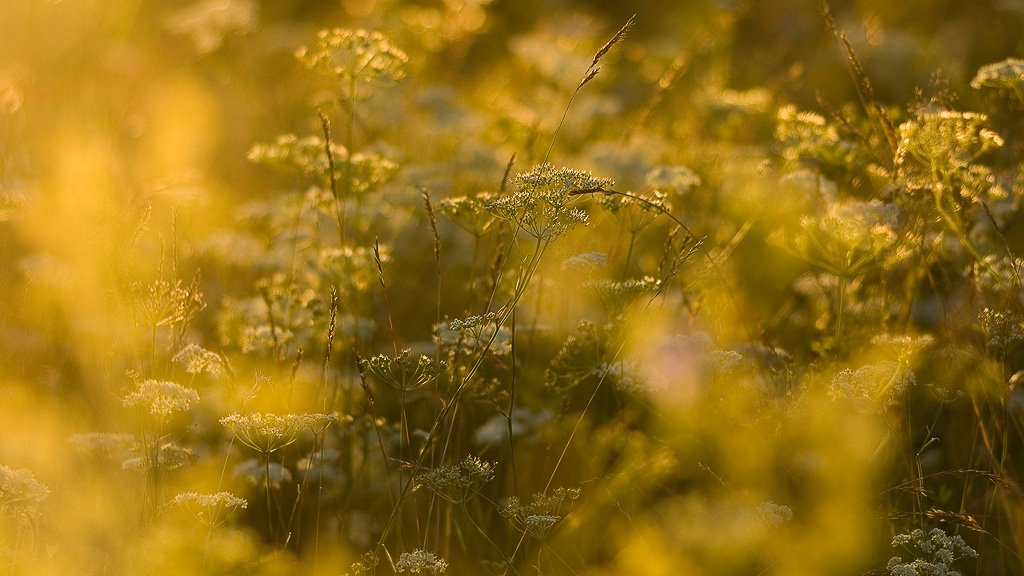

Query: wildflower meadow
2,1,1024,574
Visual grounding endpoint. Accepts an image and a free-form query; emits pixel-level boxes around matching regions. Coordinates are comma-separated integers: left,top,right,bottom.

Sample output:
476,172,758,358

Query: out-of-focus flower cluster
171,491,247,526
0,466,48,526
830,361,916,408
971,57,1024,100
896,110,1004,203
247,134,399,192
296,28,408,85
122,380,200,417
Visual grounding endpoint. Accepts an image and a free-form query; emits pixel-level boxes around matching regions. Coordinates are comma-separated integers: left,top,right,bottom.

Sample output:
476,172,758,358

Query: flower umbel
971,57,1024,101
361,349,444,392
395,549,448,574
0,466,49,525
296,28,408,85
442,313,512,356
979,308,1024,352
757,501,794,527
437,194,498,237
585,276,661,317
417,455,497,504
121,442,197,472
171,491,247,526
645,164,701,195
486,163,612,240
896,110,1003,178
776,104,863,173
776,200,903,278
122,380,200,416
172,343,226,377
69,432,138,460
546,320,605,395
248,134,399,191
887,527,977,576
220,413,340,454
598,190,670,234
500,486,581,539
830,361,916,407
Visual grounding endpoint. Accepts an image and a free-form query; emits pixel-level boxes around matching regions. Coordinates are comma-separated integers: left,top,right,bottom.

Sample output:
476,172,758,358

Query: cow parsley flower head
897,110,1003,175
757,501,793,527
895,109,1004,204
395,549,448,574
979,307,1024,351
0,466,49,524
971,57,1024,100
220,412,340,453
513,163,613,197
171,491,247,526
318,244,391,292
248,135,399,191
871,334,935,356
361,349,444,392
131,276,207,333
523,514,561,537
172,343,226,377
448,312,498,335
645,164,701,194
586,276,661,317
779,199,903,277
562,251,608,274
778,169,838,208
776,104,862,171
164,0,257,53
122,380,200,416
417,455,496,504
831,361,916,407
437,314,511,356
887,527,977,576
437,194,497,236
69,432,138,459
545,320,605,395
486,163,611,240
598,190,669,233
500,487,581,539
121,442,197,472
296,28,408,85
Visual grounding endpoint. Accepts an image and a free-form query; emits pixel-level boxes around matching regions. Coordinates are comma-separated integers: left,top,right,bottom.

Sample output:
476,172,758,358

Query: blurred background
3,0,1022,389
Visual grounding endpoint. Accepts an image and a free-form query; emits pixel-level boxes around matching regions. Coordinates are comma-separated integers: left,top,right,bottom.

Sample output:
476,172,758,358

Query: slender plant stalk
342,75,357,244
263,451,274,540
544,15,635,163
319,111,345,248
507,307,519,491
